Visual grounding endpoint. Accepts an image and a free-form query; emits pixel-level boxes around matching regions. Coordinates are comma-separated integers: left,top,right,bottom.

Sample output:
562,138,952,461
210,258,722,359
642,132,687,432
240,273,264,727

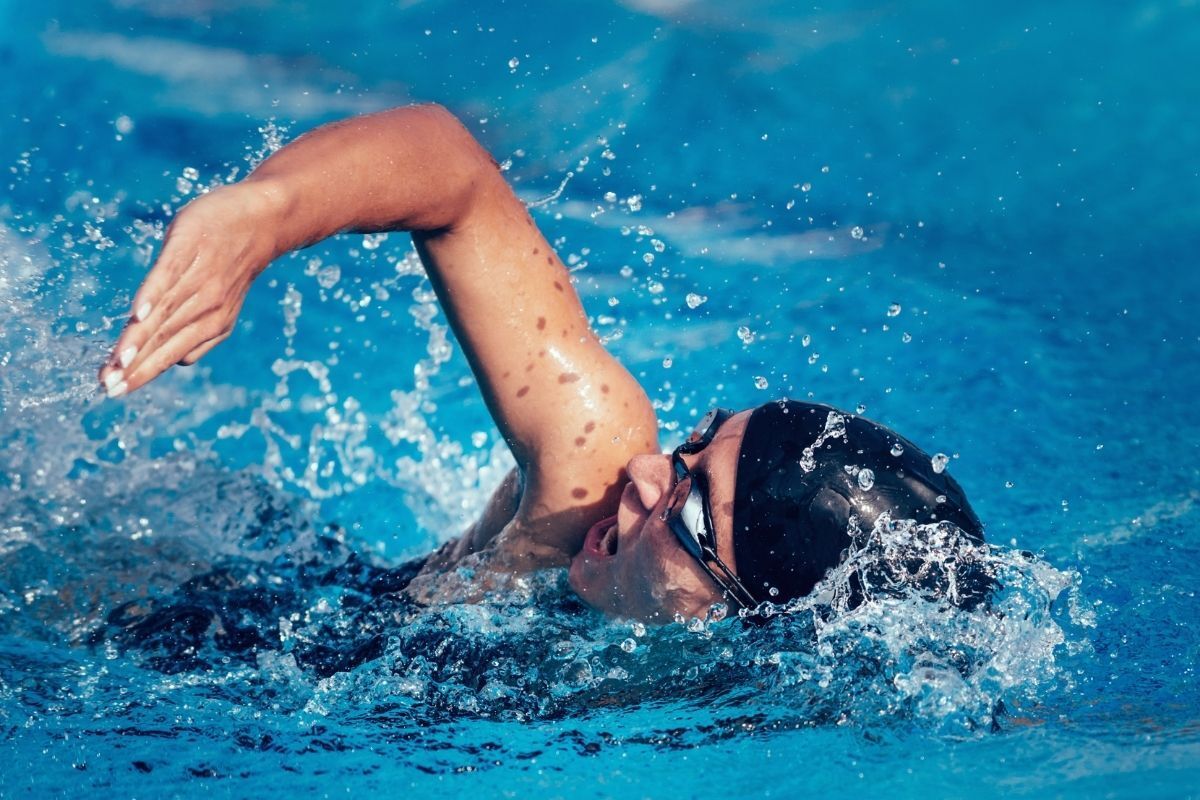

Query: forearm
244,104,495,257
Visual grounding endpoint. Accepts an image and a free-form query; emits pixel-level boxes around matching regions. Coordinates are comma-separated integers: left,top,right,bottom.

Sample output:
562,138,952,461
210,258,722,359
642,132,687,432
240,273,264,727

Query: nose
625,454,673,513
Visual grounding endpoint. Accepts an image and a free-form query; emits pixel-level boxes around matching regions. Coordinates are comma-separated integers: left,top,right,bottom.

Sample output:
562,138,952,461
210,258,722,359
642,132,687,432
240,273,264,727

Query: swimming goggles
660,407,760,611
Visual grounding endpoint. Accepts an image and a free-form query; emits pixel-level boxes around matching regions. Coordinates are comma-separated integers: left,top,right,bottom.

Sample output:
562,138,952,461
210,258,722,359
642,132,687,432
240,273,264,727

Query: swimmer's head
567,400,986,623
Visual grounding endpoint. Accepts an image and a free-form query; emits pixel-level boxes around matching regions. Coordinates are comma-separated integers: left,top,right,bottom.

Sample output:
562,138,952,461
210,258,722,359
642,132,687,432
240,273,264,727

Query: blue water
2,0,1199,796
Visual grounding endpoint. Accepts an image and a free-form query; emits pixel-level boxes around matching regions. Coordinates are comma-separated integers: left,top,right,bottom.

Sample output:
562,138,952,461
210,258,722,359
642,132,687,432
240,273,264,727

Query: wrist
233,176,297,261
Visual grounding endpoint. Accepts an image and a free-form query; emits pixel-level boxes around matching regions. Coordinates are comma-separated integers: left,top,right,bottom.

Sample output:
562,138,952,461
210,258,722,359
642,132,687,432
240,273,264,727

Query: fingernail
135,302,152,322
103,370,124,390
119,345,138,368
106,381,128,399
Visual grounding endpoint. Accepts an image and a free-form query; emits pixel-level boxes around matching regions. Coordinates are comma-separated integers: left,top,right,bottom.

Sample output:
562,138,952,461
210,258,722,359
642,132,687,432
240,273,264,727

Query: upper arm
411,131,657,557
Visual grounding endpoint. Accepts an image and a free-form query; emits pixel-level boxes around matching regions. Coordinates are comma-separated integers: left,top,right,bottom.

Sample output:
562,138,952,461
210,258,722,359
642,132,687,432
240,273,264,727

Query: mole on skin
601,384,610,394
554,281,563,292
558,373,580,384
536,317,546,330
516,385,530,398
571,487,588,499
574,436,586,447
584,421,595,433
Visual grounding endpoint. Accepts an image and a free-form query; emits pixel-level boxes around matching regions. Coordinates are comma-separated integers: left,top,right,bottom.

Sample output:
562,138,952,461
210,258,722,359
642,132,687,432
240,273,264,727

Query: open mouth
585,514,620,558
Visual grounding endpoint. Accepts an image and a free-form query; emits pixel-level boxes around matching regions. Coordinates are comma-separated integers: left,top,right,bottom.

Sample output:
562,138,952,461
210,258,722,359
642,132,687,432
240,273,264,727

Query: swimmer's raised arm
100,104,657,564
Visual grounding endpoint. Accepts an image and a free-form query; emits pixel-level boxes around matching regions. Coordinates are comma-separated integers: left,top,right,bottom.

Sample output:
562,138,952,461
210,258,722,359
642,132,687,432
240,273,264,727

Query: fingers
118,321,224,394
179,332,230,366
100,290,232,397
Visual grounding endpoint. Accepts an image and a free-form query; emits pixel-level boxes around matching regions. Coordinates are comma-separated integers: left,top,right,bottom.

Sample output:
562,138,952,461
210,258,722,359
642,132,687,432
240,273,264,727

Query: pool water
2,0,1199,796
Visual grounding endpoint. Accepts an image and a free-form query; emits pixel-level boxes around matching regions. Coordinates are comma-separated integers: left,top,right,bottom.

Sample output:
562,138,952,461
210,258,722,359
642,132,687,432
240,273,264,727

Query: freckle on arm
536,317,546,330
571,487,588,499
574,436,586,447
516,385,530,398
584,421,596,433
558,372,580,384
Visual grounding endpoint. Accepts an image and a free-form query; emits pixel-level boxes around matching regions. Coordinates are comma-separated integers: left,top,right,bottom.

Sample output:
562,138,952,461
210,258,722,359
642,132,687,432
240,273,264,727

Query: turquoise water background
1,0,1199,797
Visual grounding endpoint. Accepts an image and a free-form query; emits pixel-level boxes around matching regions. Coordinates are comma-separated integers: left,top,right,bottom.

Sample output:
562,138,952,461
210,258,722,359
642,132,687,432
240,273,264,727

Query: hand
99,181,286,397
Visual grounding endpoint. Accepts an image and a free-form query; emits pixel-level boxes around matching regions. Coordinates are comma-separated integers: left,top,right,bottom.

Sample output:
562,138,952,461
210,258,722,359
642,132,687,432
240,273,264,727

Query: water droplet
662,356,673,368
651,238,665,253
800,446,816,472
114,115,134,134
857,468,875,491
685,292,707,309
686,617,705,633
626,194,643,212
603,191,617,203
736,325,756,344
768,586,780,597
470,431,487,448
808,352,820,364
800,182,812,192
620,638,637,653
182,166,199,181
850,226,865,240
890,442,904,457
317,264,341,289
619,265,633,278
753,376,769,390
507,56,520,69
931,453,950,474
801,334,811,347
935,494,947,504
887,302,902,317
901,332,912,343
646,279,664,294
855,403,867,415
820,165,830,173
631,622,646,637
1005,480,1015,488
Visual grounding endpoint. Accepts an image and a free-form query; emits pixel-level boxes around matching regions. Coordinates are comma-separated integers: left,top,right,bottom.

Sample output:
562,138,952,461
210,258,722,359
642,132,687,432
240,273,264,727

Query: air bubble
685,292,707,309
471,431,487,448
801,334,811,347
935,494,947,504
901,332,912,343
808,352,820,364
931,453,950,474
887,303,902,317
856,403,867,414
508,57,520,69
753,376,769,390
620,638,637,653
801,182,812,192
736,325,756,345
850,226,865,240
890,443,904,457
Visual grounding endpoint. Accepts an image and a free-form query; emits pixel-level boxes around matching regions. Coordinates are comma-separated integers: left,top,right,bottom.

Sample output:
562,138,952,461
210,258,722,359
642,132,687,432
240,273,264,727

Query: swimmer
98,104,987,623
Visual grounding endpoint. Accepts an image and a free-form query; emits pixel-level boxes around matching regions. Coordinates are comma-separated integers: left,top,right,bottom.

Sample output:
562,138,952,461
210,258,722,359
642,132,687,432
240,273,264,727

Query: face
568,409,753,623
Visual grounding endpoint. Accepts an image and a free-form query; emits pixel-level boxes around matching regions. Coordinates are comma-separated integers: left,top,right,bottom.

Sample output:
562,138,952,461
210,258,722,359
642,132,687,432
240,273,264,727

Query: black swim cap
731,400,984,605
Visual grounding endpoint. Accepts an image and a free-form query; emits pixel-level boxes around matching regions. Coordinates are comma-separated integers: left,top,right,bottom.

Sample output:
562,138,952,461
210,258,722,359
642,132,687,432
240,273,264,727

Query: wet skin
568,411,753,623
97,103,738,623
